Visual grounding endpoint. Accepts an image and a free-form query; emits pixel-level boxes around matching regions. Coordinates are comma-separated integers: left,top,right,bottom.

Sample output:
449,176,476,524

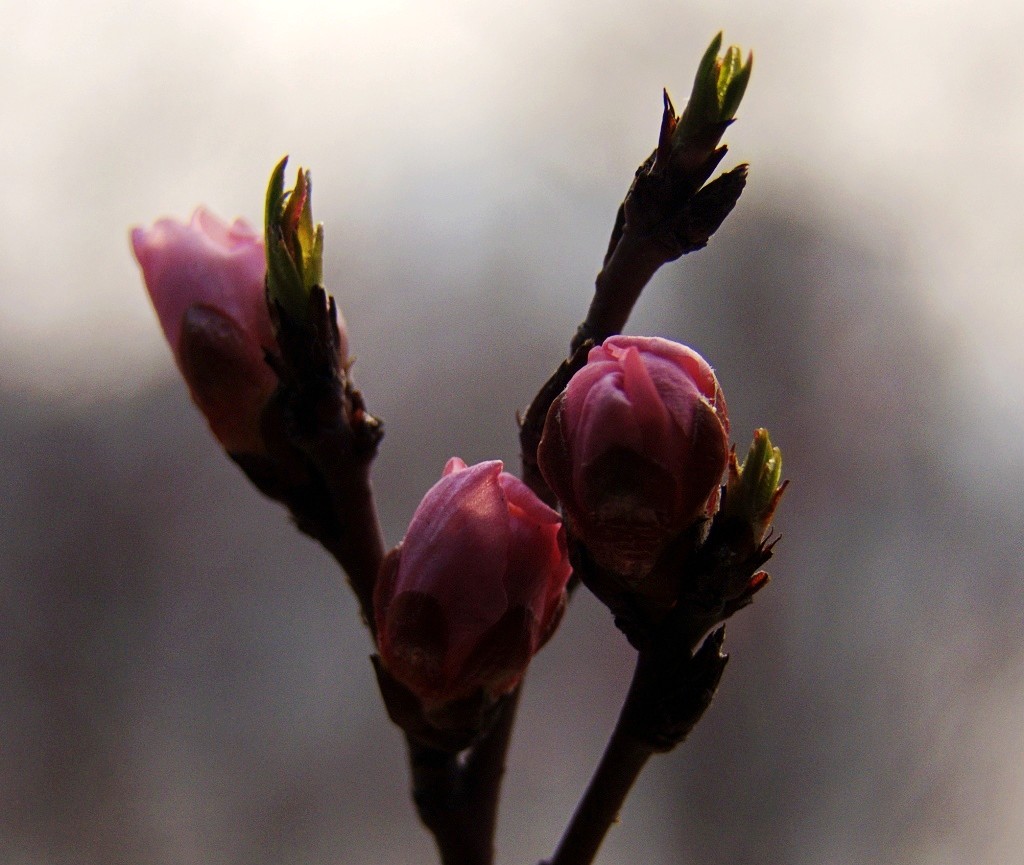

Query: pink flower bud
374,458,571,709
538,336,730,578
131,208,277,454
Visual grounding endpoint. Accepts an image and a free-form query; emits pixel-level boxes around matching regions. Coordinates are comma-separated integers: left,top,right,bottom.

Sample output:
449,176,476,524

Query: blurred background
2,1,1022,863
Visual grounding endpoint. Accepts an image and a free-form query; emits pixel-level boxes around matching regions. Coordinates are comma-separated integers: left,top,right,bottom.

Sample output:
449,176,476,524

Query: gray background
2,1,1023,863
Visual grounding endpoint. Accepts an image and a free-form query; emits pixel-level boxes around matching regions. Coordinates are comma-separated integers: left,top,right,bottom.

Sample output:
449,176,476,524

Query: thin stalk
544,659,653,865
405,687,523,865
544,628,728,865
409,744,491,865
575,229,673,353
317,467,385,631
464,685,522,847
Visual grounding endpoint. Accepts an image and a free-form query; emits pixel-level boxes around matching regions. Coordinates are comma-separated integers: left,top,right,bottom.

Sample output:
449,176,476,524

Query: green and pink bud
538,336,730,579
374,458,571,710
131,208,277,454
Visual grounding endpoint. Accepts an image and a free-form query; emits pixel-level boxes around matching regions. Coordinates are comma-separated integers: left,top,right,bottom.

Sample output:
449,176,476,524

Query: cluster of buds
130,32,783,763
130,158,353,462
132,169,574,749
536,333,784,649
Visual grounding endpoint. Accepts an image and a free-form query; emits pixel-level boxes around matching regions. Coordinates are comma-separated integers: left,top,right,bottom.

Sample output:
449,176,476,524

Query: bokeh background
2,1,1023,863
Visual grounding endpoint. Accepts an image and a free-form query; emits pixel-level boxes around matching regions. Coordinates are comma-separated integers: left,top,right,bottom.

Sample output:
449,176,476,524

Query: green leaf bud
264,156,326,325
722,428,786,544
673,32,753,150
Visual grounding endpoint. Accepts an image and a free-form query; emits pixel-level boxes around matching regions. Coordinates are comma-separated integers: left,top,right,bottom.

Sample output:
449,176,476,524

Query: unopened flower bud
131,208,276,454
374,458,571,710
538,336,730,579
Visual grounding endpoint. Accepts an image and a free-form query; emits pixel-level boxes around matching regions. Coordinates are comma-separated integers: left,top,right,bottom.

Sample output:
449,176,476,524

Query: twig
544,629,729,865
407,687,521,865
572,90,748,356
410,744,491,865
543,706,653,865
463,685,522,853
525,90,747,865
263,286,386,626
314,467,385,629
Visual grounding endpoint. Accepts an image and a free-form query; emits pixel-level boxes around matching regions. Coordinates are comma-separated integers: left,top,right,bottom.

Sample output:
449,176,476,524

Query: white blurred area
3,2,1024,864
4,0,1022,407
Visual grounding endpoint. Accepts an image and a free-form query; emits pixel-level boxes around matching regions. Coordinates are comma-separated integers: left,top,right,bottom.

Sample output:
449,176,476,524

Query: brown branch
571,91,748,356
573,159,747,355
406,686,523,865
543,710,652,865
462,684,522,852
544,628,729,865
410,744,491,865
234,442,384,630
314,466,385,628
233,285,386,628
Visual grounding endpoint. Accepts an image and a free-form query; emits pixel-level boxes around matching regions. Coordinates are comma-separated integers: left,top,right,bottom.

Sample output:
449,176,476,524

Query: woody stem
542,658,654,865
408,688,521,865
